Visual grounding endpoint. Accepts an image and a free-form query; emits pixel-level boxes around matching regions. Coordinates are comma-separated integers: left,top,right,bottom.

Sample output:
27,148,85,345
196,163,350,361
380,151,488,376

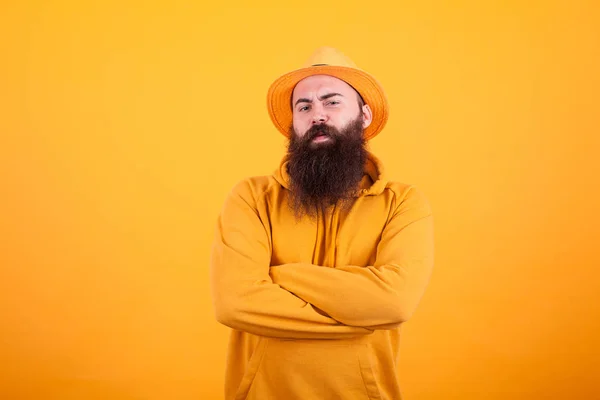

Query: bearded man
210,47,435,400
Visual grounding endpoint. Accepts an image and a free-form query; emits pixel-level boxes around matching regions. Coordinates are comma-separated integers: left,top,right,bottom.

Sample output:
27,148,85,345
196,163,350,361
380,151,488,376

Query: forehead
292,75,356,100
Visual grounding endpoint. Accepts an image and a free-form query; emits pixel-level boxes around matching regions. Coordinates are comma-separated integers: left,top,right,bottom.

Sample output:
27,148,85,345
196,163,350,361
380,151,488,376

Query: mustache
304,124,338,141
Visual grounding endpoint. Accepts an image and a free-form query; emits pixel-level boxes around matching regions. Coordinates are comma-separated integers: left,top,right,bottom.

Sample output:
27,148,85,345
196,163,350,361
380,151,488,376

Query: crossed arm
209,180,434,339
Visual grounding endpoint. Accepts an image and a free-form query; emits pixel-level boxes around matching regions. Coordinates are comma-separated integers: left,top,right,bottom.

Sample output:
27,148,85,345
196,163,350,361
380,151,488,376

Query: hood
272,151,388,197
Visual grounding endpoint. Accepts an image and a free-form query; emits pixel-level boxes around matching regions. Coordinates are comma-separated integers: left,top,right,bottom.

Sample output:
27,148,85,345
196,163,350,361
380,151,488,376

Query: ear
361,104,373,129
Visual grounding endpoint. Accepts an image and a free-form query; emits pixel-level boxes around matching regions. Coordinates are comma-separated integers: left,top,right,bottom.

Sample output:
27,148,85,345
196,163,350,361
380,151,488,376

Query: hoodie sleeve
209,179,374,339
269,186,434,328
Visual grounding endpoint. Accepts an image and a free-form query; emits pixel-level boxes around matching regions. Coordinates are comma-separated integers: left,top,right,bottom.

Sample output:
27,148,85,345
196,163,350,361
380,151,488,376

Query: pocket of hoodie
233,337,269,400
243,338,382,400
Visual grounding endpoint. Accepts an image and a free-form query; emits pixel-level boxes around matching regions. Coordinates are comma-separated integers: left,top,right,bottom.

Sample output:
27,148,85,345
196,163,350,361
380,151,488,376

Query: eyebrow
294,92,344,107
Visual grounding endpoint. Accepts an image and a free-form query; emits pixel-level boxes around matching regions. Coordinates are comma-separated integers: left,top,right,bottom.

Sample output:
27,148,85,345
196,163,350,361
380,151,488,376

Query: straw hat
267,47,389,141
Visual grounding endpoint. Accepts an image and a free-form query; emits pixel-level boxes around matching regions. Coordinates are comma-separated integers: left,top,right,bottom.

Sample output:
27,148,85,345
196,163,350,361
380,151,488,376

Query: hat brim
267,65,389,141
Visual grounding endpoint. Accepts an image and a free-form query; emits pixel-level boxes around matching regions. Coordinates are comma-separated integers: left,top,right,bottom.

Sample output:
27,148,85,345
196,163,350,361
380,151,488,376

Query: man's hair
356,92,365,109
286,114,367,220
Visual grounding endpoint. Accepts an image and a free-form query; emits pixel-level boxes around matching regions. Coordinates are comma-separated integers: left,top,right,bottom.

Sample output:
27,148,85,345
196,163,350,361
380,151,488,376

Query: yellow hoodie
210,152,434,400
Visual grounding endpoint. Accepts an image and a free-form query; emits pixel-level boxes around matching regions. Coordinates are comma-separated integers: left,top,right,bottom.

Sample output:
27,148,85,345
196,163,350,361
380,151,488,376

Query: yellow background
1,1,599,399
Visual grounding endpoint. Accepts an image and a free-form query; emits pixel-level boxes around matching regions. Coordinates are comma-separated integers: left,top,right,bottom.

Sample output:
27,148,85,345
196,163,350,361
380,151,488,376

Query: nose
311,105,328,125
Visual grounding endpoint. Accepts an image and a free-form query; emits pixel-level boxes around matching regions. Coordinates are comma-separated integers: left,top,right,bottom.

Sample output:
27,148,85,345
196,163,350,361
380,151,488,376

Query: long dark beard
286,116,368,220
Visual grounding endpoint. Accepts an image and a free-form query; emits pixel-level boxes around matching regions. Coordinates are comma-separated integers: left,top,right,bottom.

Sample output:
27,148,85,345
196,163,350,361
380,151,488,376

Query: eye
298,105,310,112
326,100,340,106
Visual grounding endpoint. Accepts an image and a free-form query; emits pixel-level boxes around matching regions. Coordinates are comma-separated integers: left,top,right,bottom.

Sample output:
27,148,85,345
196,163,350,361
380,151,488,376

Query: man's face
291,75,372,142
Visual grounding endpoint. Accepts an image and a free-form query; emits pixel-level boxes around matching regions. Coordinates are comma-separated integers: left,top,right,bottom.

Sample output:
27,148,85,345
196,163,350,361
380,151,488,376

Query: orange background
1,1,599,399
